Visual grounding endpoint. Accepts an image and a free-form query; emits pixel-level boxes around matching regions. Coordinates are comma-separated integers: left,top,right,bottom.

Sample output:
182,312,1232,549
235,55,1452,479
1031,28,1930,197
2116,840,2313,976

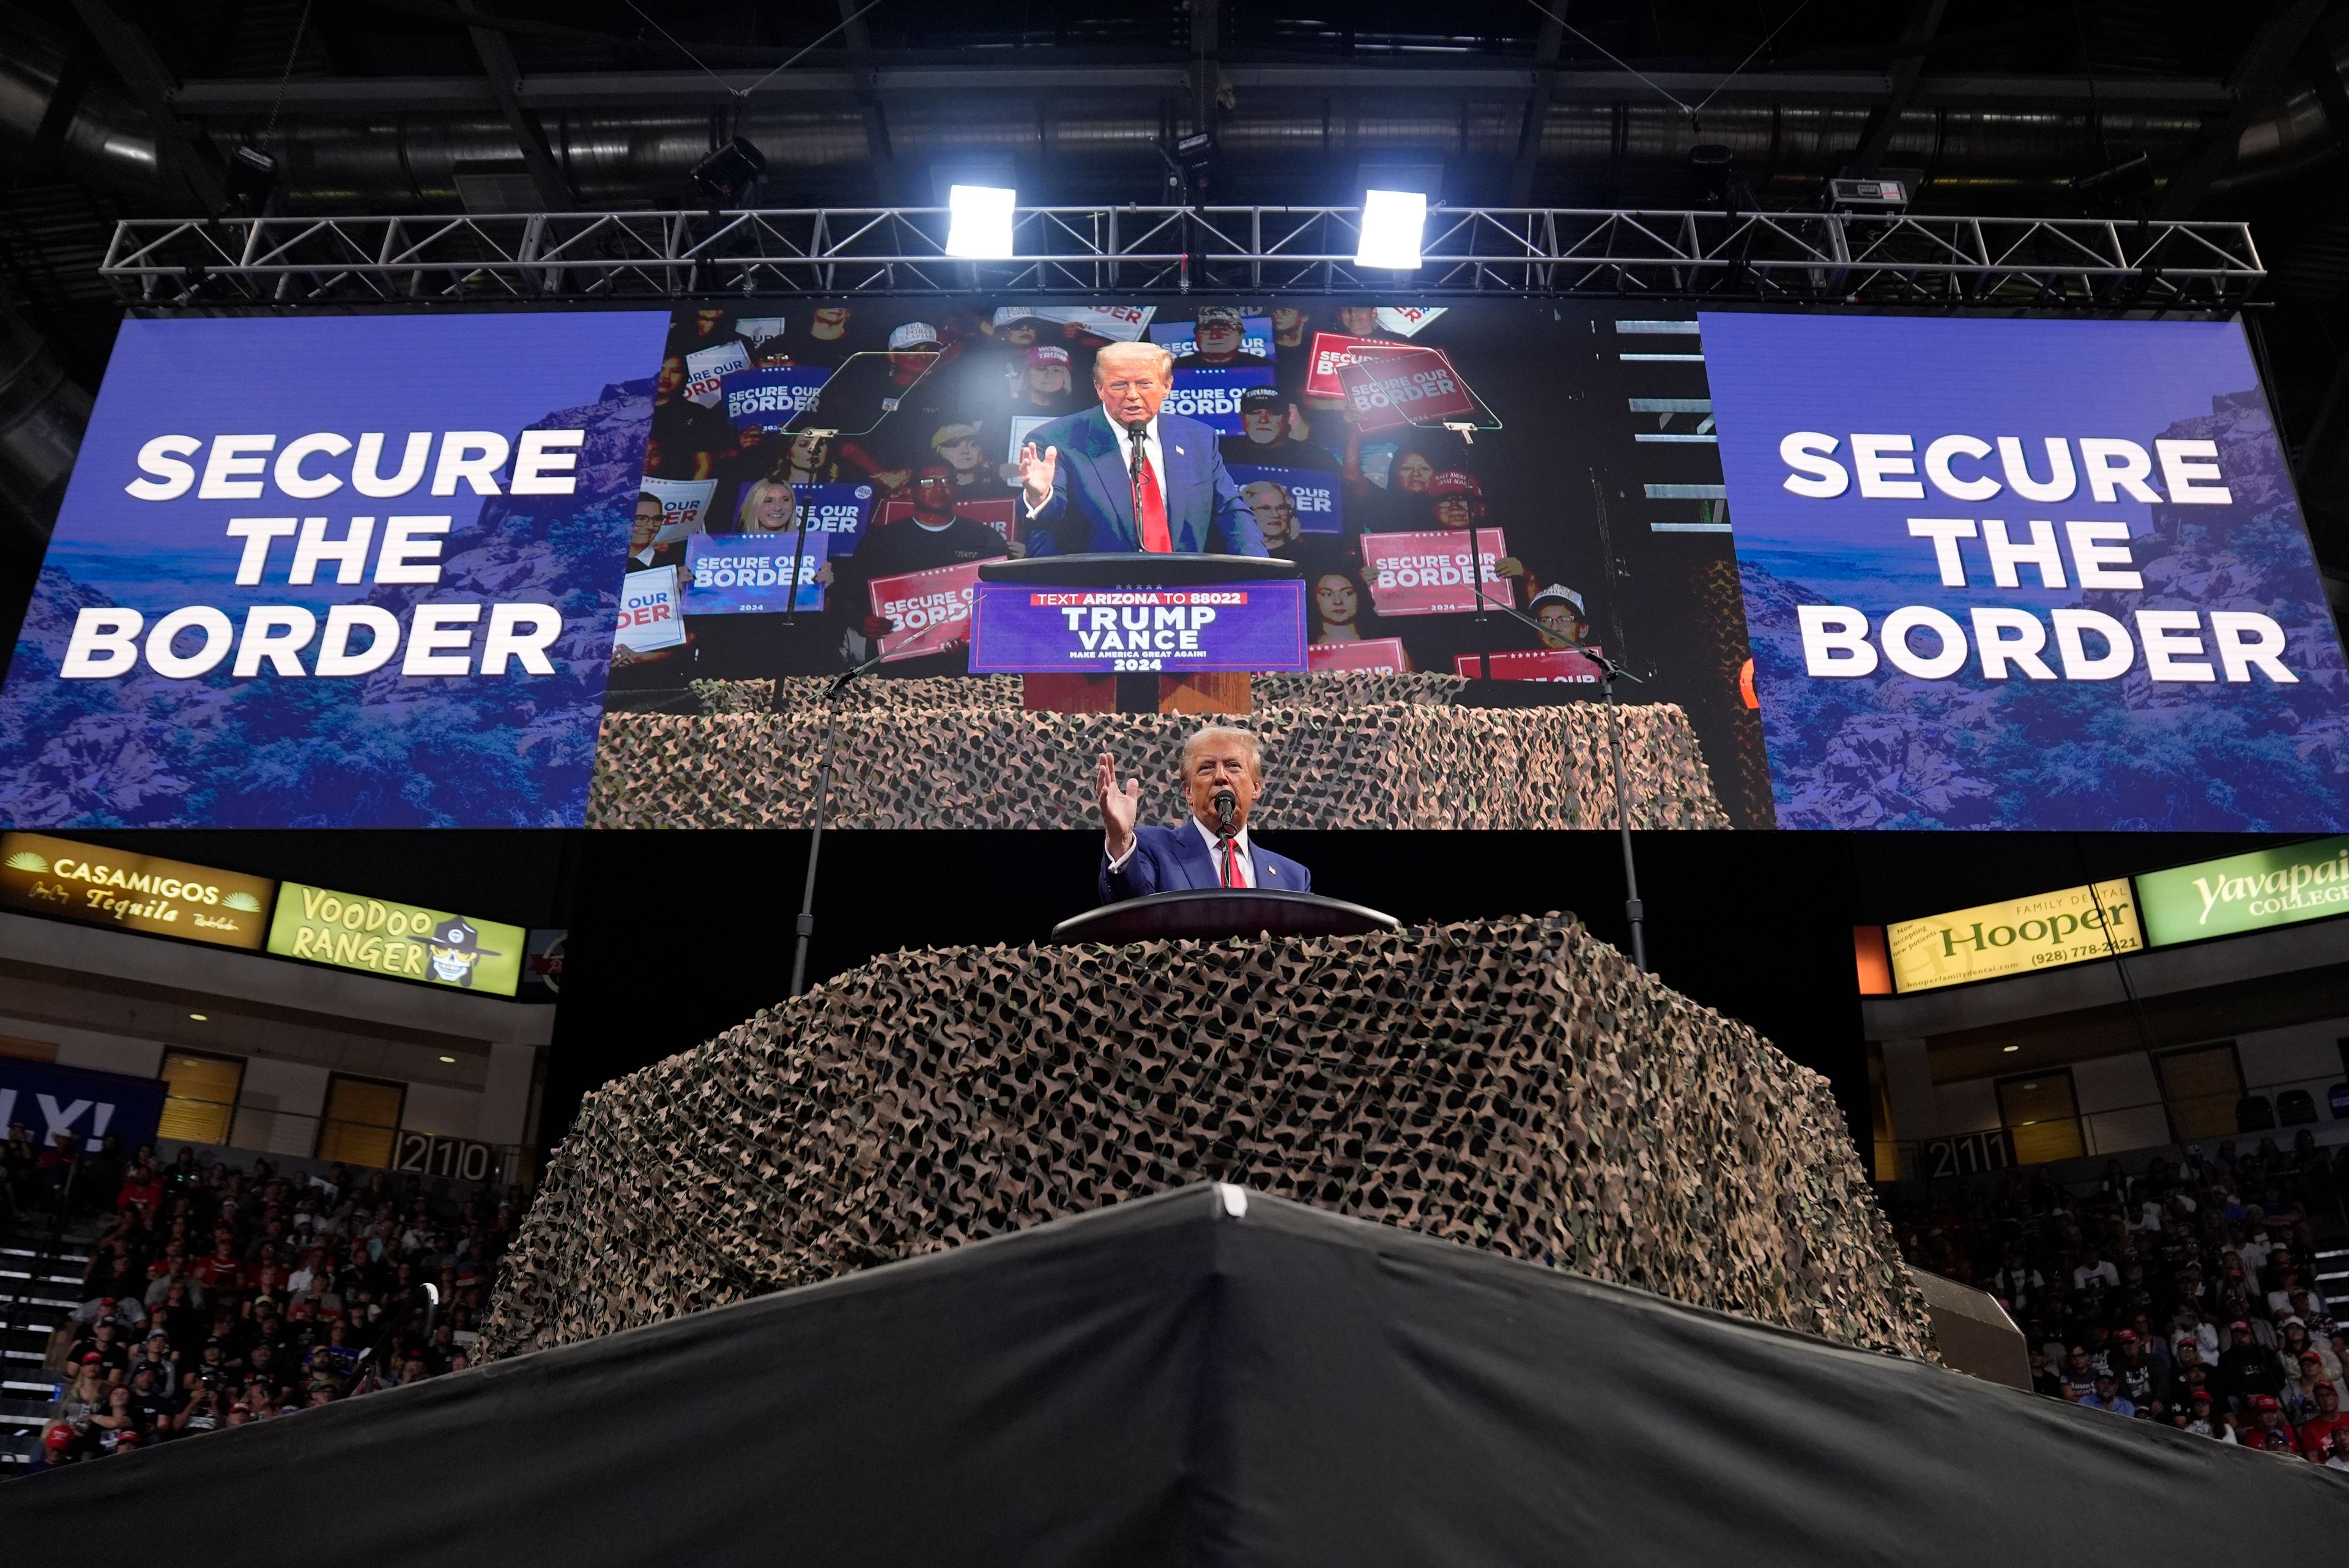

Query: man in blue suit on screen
1096,726,1312,904
1018,340,1269,557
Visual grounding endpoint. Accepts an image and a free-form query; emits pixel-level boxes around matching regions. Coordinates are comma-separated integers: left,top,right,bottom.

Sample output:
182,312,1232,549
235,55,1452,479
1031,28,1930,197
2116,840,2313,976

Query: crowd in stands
1885,1131,2349,1468
4,1127,524,1477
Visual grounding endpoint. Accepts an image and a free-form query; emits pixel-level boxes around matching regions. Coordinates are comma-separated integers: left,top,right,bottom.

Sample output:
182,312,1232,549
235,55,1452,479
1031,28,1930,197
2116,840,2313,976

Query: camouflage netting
481,912,1935,1364
591,674,1730,830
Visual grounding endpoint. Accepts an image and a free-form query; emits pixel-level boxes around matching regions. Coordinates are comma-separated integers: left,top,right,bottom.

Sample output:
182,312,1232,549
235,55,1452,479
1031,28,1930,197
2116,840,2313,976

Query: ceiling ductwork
0,5,2339,214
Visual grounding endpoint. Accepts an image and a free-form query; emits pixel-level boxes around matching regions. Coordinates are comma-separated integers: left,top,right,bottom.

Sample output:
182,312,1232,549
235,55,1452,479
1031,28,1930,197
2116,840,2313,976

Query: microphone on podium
1212,787,1238,836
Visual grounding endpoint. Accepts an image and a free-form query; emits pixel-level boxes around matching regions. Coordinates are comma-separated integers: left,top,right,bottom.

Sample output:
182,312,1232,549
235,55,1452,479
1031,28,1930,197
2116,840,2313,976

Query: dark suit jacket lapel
1167,822,1219,890
1080,409,1135,546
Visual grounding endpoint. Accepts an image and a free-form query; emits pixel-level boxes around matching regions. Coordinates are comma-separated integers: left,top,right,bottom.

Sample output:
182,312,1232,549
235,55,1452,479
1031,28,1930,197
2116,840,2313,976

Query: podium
973,553,1305,716
1048,888,1400,945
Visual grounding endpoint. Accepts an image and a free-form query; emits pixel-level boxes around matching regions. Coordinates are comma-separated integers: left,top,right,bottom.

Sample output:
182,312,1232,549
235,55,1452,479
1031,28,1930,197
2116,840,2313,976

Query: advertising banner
1338,347,1478,432
1704,313,2349,831
723,366,831,436
1360,529,1509,615
792,481,876,555
1022,305,1154,342
616,567,686,653
640,476,716,545
268,880,527,995
1452,648,1603,684
869,560,984,663
683,533,827,615
1886,880,2142,993
969,582,1308,674
1228,465,1344,535
2136,836,2349,946
0,312,669,829
682,341,749,407
0,832,274,948
1310,637,1410,675
0,1058,166,1156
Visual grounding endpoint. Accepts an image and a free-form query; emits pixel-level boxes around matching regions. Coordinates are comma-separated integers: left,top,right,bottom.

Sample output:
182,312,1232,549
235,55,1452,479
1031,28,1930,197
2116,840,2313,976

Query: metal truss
100,205,2265,310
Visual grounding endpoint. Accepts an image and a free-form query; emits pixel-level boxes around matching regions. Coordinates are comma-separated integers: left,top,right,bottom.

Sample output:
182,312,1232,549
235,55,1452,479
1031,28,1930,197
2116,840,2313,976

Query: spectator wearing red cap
24,1421,81,1475
2111,1329,2167,1417
1008,343,1082,420
2242,1394,2298,1454
2297,1380,2344,1462
2183,1387,2234,1442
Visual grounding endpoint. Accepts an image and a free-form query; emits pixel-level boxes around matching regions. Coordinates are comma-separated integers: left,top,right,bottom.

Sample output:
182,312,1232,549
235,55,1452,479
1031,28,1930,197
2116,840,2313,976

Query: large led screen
1703,314,2349,832
3,302,2343,832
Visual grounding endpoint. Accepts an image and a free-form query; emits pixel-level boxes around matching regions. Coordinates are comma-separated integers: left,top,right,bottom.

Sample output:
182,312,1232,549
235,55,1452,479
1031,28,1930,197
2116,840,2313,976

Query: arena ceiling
5,0,2349,568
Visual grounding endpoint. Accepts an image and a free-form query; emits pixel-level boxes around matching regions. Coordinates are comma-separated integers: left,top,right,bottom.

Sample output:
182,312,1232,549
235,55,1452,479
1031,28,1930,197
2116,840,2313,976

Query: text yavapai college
1778,432,2300,686
59,429,584,682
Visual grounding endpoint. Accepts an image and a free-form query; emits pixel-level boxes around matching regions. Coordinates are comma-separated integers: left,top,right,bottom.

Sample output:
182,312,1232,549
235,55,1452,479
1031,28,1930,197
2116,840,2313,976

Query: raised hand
1096,749,1141,858
1019,442,1060,510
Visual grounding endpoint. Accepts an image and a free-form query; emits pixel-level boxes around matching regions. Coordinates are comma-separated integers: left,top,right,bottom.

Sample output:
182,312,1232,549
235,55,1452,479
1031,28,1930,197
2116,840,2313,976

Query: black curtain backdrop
7,1186,2341,1561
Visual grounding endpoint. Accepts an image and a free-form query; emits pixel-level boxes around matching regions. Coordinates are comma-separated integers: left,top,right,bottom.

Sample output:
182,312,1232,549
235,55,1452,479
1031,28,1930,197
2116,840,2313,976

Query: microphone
1125,419,1149,478
1211,787,1238,836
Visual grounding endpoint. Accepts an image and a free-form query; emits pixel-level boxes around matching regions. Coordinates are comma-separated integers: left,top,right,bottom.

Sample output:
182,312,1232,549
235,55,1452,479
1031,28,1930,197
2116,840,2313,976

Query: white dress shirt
1103,815,1255,887
1027,411,1169,520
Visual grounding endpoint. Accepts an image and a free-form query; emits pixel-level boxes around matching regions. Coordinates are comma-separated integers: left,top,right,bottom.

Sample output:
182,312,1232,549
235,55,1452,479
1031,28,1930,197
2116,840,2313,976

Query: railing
149,1097,533,1191
98,206,2265,309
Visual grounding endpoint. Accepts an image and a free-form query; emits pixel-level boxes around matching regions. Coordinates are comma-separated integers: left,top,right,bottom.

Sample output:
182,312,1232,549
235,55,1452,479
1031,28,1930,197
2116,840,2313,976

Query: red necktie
1220,836,1242,887
1135,446,1173,554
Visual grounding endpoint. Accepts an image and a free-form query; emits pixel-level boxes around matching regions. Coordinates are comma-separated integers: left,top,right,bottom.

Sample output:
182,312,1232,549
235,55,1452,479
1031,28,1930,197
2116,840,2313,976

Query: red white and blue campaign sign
1228,464,1345,535
683,532,827,615
724,366,831,436
0,312,670,828
1702,314,2349,831
969,582,1308,673
790,481,875,555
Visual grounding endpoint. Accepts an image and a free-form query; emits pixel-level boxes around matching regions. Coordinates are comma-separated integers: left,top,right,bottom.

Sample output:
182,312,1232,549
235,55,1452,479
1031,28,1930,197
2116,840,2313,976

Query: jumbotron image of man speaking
1096,726,1312,902
1017,340,1268,557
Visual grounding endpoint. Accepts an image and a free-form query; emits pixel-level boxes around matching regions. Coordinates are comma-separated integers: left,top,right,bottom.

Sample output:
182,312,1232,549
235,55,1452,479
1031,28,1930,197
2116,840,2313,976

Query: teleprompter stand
1049,888,1400,945
976,553,1304,717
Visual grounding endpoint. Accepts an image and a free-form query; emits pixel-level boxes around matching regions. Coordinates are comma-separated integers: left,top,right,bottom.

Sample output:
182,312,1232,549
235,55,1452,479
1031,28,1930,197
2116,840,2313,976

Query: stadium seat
2276,1088,2318,1126
2235,1094,2276,1132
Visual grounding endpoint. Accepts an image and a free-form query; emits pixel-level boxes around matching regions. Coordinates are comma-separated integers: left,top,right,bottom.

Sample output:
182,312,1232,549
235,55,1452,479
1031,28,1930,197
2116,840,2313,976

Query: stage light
944,185,1018,259
690,136,766,206
1354,190,1427,270
439,1054,458,1063
188,1012,209,1022
2002,1045,2019,1053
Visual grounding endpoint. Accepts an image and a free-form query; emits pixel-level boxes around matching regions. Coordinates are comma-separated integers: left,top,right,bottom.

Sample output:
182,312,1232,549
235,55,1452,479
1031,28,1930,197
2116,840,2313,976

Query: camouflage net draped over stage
482,912,1934,1362
591,674,1730,830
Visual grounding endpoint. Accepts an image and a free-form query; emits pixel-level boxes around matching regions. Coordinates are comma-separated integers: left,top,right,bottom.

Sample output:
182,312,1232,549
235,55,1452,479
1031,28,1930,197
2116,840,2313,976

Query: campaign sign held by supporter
1454,648,1603,684
640,476,716,545
1158,365,1276,435
969,582,1308,674
1703,313,2349,831
683,533,826,615
0,312,670,828
616,566,686,652
1360,529,1510,616
724,366,831,437
1228,464,1345,535
792,481,875,556
683,341,749,408
869,560,984,663
1304,331,1392,398
1338,347,1478,432
1310,636,1410,675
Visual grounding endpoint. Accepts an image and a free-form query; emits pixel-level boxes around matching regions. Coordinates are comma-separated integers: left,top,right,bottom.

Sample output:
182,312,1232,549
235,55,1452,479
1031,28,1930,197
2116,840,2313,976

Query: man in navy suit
1017,340,1269,558
1096,726,1312,904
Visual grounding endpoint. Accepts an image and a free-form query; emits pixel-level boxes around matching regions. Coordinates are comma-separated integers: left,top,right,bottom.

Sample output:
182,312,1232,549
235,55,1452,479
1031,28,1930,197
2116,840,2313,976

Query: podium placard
974,554,1304,714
